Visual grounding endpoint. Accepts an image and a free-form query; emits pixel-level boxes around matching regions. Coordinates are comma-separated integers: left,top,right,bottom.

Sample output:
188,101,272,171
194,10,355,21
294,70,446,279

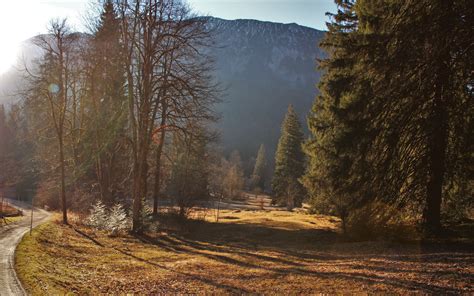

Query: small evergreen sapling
108,203,129,236
86,200,107,229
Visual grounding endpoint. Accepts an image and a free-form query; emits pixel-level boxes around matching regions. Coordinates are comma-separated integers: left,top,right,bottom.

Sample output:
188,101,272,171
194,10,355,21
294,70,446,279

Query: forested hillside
208,17,325,159
0,18,325,162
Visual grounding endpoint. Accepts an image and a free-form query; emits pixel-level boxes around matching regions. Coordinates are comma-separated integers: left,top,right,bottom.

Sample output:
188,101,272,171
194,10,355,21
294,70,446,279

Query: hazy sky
0,0,337,74
188,0,337,29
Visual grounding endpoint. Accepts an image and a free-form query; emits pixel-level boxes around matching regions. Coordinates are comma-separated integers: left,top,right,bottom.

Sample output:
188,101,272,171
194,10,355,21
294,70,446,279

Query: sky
188,0,336,29
0,0,337,74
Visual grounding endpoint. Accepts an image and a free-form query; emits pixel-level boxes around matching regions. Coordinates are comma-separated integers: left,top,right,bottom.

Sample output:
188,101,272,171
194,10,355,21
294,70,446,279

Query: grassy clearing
16,210,474,294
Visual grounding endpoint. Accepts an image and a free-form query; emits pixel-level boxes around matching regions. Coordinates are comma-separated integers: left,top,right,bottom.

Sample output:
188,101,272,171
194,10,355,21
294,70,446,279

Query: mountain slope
0,18,326,163
208,17,325,160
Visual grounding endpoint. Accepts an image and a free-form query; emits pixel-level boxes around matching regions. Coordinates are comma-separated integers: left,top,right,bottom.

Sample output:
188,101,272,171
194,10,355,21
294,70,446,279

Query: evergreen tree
304,0,473,233
251,144,266,190
84,0,127,204
272,105,306,208
302,0,364,233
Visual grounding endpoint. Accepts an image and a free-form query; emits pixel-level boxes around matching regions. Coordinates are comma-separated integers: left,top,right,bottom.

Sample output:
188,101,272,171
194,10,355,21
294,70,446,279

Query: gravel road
0,200,50,296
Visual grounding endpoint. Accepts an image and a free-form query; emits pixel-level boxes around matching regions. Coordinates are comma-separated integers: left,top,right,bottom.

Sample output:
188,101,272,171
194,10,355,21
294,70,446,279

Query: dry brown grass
15,210,474,294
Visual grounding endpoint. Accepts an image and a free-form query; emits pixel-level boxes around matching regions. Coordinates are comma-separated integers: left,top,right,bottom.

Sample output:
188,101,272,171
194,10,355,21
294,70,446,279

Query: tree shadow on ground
113,244,250,293
128,217,474,294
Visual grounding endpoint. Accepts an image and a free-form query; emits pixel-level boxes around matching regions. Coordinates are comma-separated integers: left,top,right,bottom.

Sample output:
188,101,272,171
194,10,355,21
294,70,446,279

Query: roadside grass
15,210,474,294
1,204,24,226
2,215,24,224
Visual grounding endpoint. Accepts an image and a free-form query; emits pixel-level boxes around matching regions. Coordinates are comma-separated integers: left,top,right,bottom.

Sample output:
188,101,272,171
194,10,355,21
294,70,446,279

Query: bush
86,201,130,235
108,203,129,236
86,200,108,229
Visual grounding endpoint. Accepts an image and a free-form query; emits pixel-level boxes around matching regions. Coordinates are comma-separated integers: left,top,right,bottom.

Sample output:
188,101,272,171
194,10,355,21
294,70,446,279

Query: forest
0,0,472,294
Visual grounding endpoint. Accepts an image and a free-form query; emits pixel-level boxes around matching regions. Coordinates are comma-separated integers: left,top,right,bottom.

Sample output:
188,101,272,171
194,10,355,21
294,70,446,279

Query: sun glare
0,1,22,75
0,0,87,75
0,45,19,75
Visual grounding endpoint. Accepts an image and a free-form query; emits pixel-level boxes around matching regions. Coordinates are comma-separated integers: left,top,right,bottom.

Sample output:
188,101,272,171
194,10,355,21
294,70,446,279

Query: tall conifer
304,0,473,232
272,105,306,208
251,144,266,190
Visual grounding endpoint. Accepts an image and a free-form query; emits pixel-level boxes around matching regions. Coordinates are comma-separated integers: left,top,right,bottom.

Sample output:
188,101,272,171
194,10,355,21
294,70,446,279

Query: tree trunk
96,156,109,204
423,96,447,232
59,133,68,224
216,192,223,223
132,135,149,232
152,116,167,216
132,157,140,232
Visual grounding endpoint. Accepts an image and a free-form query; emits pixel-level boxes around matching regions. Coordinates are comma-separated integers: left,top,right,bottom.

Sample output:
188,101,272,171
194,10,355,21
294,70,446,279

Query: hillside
208,17,325,160
0,18,326,163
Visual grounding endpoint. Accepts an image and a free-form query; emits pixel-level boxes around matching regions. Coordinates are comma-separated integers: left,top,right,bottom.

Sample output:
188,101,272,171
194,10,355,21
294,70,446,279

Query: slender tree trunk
96,158,112,204
341,215,347,235
58,133,68,224
132,166,142,232
132,132,150,232
152,130,165,216
423,1,451,232
216,192,222,223
152,48,172,216
423,95,447,232
152,113,167,216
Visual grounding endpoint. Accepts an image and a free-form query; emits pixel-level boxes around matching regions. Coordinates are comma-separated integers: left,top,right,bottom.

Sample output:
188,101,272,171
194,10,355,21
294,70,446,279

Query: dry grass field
15,206,474,295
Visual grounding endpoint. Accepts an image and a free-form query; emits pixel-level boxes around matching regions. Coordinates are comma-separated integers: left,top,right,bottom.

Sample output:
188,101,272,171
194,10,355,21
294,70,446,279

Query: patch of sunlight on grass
15,211,472,294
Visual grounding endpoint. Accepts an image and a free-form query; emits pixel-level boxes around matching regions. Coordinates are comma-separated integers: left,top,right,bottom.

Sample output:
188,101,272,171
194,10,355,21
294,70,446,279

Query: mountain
207,17,325,162
0,18,326,165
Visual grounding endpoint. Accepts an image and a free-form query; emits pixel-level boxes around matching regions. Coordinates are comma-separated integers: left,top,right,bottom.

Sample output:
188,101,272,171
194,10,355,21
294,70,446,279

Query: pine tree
85,0,127,204
302,0,364,233
272,105,306,208
108,203,129,236
303,0,473,233
86,200,107,229
251,144,266,190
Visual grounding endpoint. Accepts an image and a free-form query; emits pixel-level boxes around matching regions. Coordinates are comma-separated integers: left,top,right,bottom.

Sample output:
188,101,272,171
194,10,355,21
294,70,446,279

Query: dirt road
0,200,50,296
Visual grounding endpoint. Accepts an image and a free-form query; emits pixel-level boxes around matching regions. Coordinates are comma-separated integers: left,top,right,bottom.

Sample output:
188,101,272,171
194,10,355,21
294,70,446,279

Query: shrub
86,200,108,229
108,203,130,236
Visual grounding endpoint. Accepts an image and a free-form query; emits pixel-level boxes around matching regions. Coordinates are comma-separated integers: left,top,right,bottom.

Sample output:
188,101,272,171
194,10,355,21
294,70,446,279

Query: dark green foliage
251,144,266,190
272,105,306,208
304,0,474,233
82,0,128,204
